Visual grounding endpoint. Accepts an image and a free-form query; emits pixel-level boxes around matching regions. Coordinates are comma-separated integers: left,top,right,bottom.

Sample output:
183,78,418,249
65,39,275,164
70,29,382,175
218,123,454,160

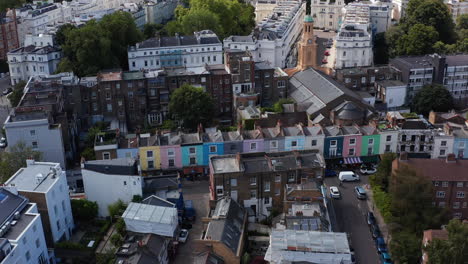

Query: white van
339,171,360,182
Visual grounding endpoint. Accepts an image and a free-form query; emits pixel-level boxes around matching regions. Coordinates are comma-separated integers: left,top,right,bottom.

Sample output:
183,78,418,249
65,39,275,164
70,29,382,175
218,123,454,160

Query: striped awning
343,157,362,164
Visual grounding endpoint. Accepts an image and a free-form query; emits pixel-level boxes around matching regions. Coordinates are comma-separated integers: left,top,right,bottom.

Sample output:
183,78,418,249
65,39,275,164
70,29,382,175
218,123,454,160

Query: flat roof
122,202,178,225
0,188,28,227
3,205,36,241
5,161,61,193
269,229,350,253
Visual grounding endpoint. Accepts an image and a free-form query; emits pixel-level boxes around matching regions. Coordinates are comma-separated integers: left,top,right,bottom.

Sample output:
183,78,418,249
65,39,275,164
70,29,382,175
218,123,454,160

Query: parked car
2,88,12,96
323,29,330,32
325,169,337,177
324,50,330,56
376,237,388,254
339,171,360,182
380,252,393,264
329,186,341,199
354,186,367,199
178,229,189,243
366,211,376,226
370,223,381,239
360,164,377,174
0,137,6,148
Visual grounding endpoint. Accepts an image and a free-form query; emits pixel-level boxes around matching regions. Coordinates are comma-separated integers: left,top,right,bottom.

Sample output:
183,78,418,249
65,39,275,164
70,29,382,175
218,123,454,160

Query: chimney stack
446,153,456,163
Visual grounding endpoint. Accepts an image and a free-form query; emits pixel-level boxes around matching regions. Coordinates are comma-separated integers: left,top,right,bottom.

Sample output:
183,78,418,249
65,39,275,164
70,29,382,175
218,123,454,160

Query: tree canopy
412,84,454,116
8,80,26,107
386,0,464,57
0,142,42,183
165,0,255,39
70,199,98,223
0,0,23,12
425,219,468,264
169,84,214,130
57,11,143,77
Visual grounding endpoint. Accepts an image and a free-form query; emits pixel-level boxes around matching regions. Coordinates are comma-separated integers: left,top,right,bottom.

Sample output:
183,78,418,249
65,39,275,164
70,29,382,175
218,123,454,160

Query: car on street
178,229,189,243
354,186,367,199
325,169,337,177
370,223,381,239
329,186,341,199
2,88,12,96
376,237,387,254
380,252,393,264
0,137,6,148
339,171,360,182
323,29,330,32
360,164,377,174
366,211,376,226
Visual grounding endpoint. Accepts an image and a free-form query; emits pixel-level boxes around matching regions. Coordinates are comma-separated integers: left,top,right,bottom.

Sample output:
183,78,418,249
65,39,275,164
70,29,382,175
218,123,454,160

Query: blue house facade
323,137,344,159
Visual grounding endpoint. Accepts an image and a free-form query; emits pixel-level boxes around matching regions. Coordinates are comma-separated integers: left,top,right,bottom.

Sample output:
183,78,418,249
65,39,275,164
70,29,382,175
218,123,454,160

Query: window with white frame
457,182,464,187
216,186,223,195
440,149,446,156
287,173,295,183
275,174,281,182
148,161,154,169
250,190,257,198
168,159,175,167
453,202,460,209
147,150,153,158
348,148,355,156
434,181,439,187
386,135,391,142
311,140,317,146
456,191,465,198
189,157,196,165
275,188,280,196
230,178,237,187
291,141,298,147
167,148,175,156
441,140,447,146
103,152,110,160
209,145,217,153
250,142,257,150
270,140,278,149
189,147,196,154
463,202,467,208
459,142,465,148
349,138,356,145
368,138,374,145
264,197,270,204
264,181,270,192
436,191,445,198
454,212,462,219
442,181,449,187
330,140,337,147
250,177,257,185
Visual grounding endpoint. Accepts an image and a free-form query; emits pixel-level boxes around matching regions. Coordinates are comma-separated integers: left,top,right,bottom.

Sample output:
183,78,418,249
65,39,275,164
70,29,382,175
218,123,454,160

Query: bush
273,98,294,113
372,185,393,222
98,220,112,236
71,199,98,223
110,233,123,247
115,218,126,236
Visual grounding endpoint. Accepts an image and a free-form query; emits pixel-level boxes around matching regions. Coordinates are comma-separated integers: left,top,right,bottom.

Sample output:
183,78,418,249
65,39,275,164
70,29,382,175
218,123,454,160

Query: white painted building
128,30,223,71
81,158,144,217
375,80,407,109
224,0,305,68
0,188,50,264
368,1,393,34
4,160,75,245
7,44,61,85
310,0,345,31
334,3,373,69
445,0,468,22
4,112,67,168
144,0,179,25
254,0,280,23
378,128,399,154
122,202,178,238
431,130,455,159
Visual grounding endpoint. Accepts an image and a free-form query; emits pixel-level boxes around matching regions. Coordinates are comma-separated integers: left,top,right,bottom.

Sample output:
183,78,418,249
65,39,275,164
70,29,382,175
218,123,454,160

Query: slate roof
9,45,60,54
222,131,243,141
0,188,28,227
136,30,220,49
206,197,246,254
83,158,138,175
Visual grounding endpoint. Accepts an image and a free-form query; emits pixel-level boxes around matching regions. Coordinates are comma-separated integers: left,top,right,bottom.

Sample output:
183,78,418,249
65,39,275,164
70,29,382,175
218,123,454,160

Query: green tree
369,152,396,192
401,24,439,55
425,219,468,264
108,199,127,222
80,147,95,161
180,9,221,36
386,25,406,58
142,23,166,39
131,195,142,202
412,84,454,116
169,84,214,130
273,98,294,113
55,24,76,46
0,60,8,73
70,199,98,222
57,12,142,77
390,231,423,264
0,0,23,12
456,14,468,30
407,0,456,43
8,81,26,107
373,32,389,64
0,142,42,183
115,218,126,236
110,233,123,247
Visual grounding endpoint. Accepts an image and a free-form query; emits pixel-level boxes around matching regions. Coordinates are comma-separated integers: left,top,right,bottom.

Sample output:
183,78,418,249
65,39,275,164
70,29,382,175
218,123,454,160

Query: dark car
370,224,381,239
366,211,376,226
376,237,387,254
2,87,12,96
325,169,337,177
380,252,393,264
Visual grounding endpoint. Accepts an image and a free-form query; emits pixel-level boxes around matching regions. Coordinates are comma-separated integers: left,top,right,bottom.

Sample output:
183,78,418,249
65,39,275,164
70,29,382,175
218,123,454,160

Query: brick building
393,153,468,220
209,150,325,220
335,66,401,92
0,9,19,60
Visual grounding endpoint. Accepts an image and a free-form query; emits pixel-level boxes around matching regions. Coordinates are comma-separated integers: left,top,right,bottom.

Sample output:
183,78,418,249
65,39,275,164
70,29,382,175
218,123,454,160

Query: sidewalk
364,184,392,244
96,223,116,254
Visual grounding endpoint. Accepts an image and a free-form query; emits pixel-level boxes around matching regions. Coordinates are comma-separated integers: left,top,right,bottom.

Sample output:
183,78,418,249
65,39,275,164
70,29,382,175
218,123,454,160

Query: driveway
324,172,381,264
173,178,210,264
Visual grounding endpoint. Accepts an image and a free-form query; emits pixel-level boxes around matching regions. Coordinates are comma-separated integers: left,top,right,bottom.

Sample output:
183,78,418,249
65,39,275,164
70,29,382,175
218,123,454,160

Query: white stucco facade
431,132,455,159
310,0,345,31
82,169,144,217
379,130,399,154
224,0,305,68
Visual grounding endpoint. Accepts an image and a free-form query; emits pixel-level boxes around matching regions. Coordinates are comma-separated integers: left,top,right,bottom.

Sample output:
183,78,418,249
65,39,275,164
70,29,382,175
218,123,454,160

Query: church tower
297,15,317,71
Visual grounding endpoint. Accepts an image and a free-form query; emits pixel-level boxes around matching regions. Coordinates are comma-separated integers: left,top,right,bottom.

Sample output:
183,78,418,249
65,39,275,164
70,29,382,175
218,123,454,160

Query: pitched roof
397,158,468,182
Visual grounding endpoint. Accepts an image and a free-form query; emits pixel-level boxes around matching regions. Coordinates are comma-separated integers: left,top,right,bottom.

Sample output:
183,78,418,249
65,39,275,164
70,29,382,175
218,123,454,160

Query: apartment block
0,9,19,61
4,160,74,247
209,150,325,219
310,0,345,31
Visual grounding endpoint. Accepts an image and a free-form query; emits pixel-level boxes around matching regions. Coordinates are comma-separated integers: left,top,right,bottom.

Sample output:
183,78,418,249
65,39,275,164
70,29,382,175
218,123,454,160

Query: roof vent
36,173,44,184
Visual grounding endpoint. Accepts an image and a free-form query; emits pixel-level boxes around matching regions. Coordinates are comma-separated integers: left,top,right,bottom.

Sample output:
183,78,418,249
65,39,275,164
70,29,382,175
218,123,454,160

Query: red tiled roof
397,158,468,182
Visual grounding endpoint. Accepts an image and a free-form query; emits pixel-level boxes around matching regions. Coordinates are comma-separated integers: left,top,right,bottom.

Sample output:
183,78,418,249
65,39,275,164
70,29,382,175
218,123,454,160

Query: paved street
173,178,210,264
324,173,380,264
